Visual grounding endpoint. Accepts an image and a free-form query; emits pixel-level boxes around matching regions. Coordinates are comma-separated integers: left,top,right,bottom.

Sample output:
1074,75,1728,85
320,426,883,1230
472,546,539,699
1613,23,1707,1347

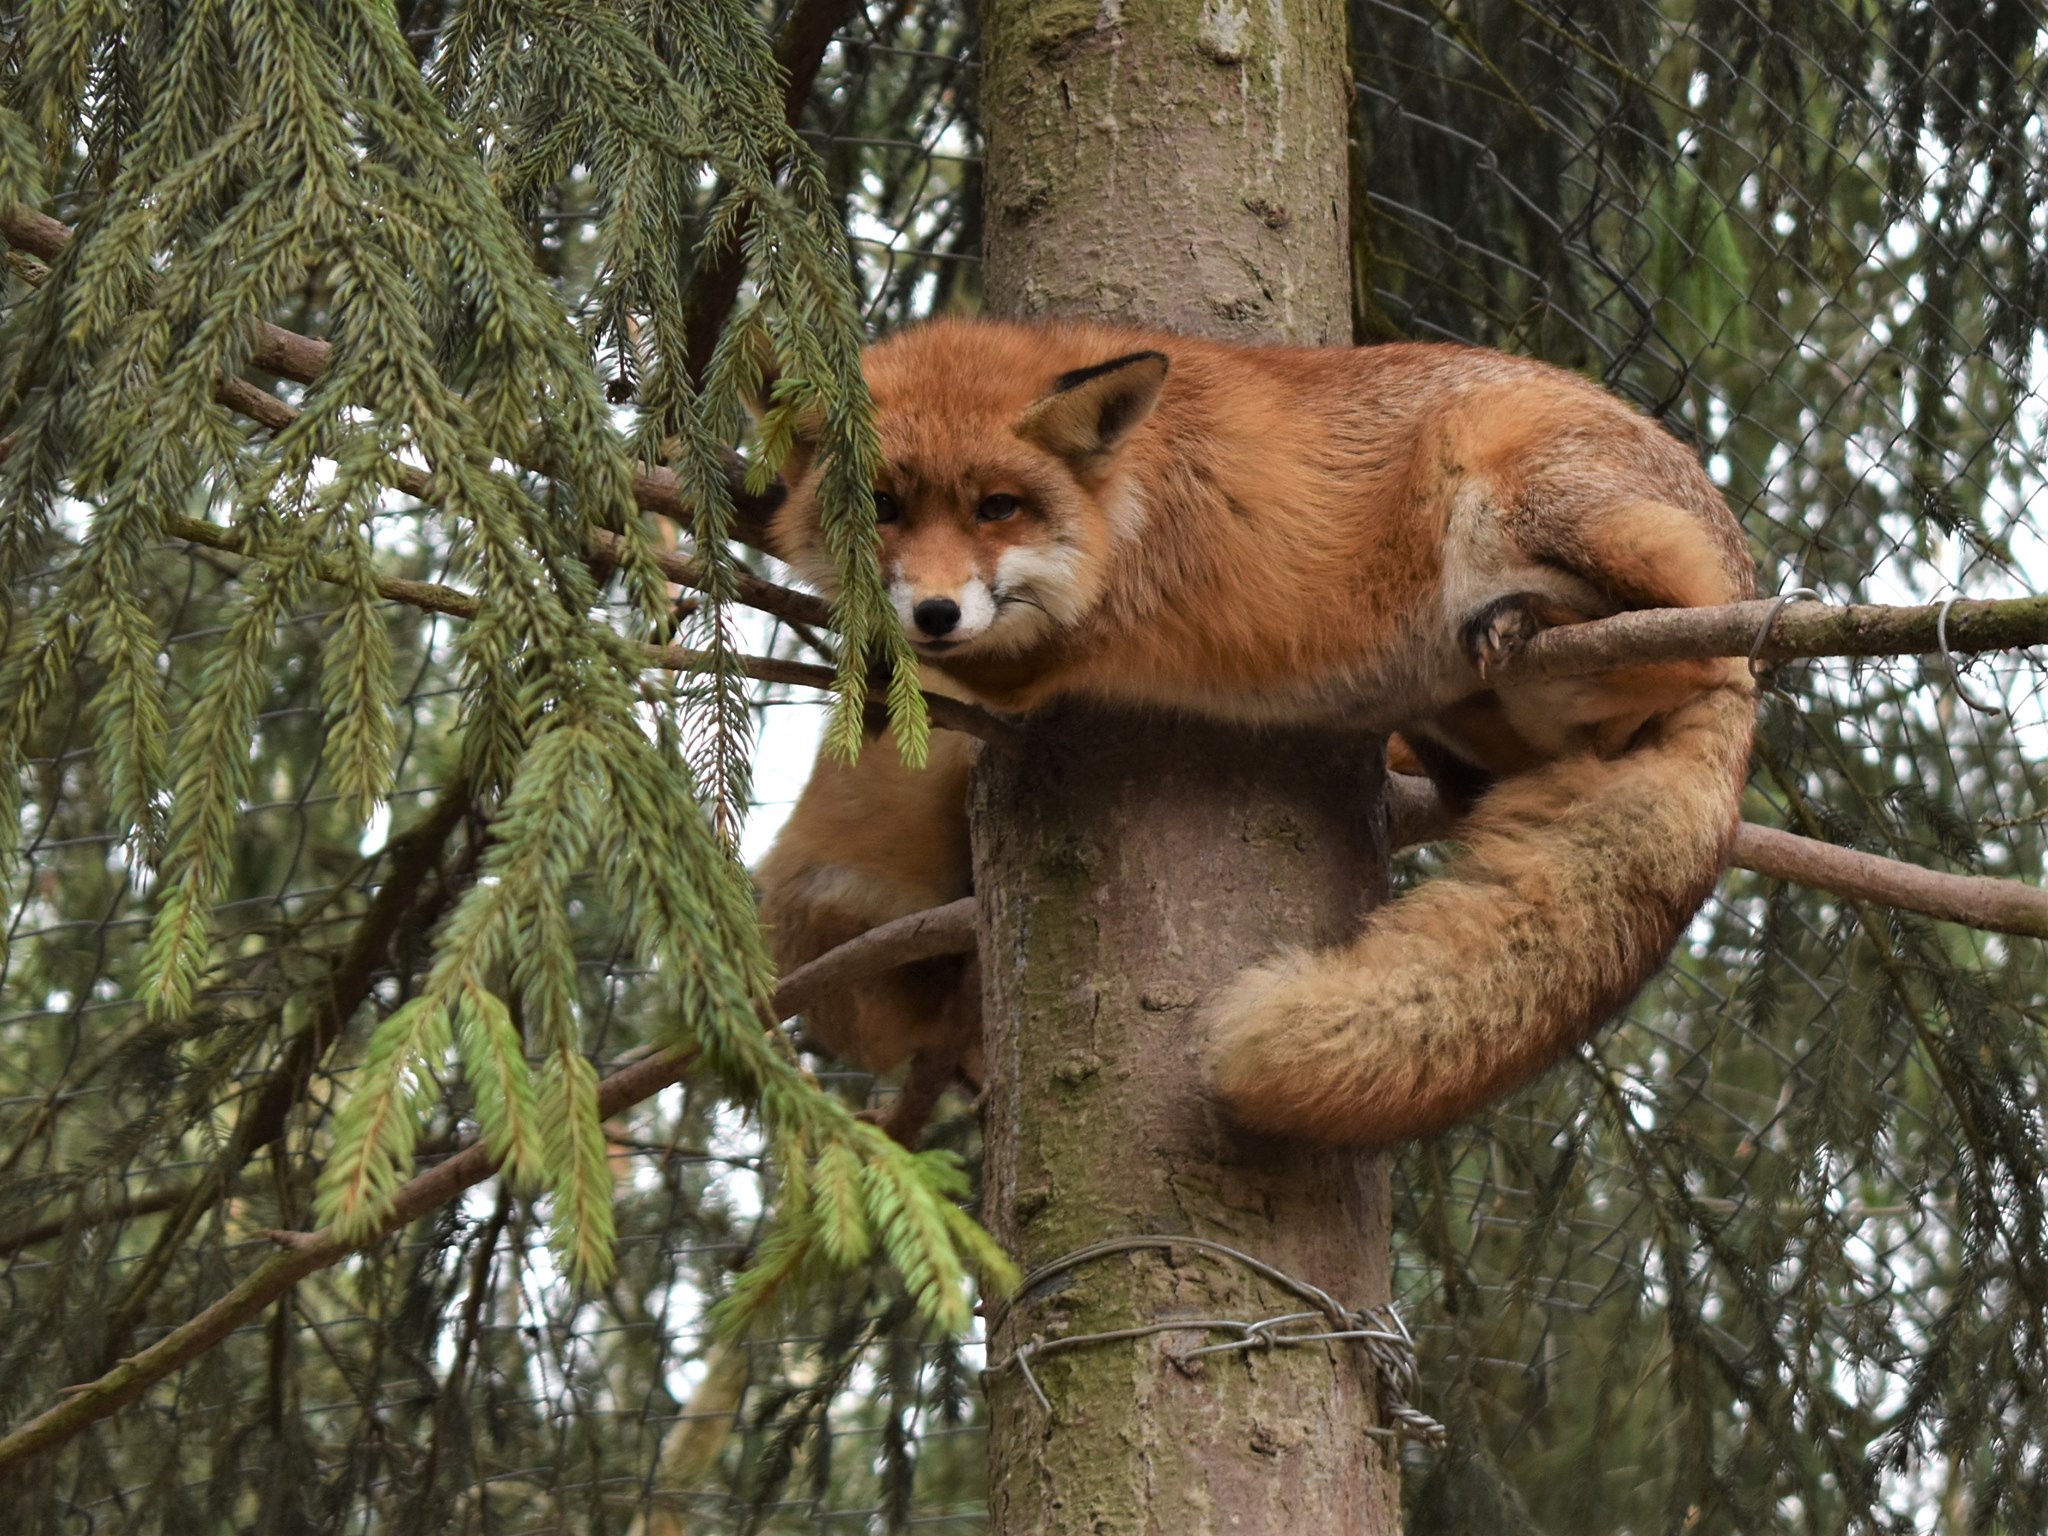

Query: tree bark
976,718,1399,1533
977,3,1400,1531
981,0,1352,343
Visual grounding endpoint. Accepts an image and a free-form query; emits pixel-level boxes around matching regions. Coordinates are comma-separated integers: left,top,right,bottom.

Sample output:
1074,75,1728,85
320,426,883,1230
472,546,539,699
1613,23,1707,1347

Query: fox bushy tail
1203,679,1756,1145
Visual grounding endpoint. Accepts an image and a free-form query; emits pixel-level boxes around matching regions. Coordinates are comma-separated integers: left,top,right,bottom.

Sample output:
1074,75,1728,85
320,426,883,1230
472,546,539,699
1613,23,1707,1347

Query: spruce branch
157,508,1008,742
2,209,825,628
1756,754,2048,1328
90,777,473,1367
677,0,860,384
0,897,977,1476
644,642,1017,744
0,204,786,547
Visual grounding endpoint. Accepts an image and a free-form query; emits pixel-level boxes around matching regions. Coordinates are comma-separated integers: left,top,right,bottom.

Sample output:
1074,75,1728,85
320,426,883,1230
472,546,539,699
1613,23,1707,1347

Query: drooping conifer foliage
0,0,1003,1516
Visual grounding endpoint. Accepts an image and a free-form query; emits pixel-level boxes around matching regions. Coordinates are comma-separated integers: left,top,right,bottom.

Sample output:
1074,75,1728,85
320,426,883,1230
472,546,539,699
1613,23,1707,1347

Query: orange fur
754,697,981,1086
768,318,1757,1145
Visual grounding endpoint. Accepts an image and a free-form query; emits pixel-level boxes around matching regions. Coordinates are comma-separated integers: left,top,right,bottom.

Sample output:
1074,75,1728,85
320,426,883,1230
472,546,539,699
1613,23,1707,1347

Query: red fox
758,317,1755,1145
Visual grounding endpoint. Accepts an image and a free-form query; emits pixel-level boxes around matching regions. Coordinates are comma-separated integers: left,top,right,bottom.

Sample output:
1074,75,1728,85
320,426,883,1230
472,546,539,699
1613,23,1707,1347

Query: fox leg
1475,498,1752,761
873,957,984,1146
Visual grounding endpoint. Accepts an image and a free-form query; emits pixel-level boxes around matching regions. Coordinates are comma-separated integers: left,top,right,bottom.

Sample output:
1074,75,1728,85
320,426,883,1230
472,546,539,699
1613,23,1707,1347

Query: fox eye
977,494,1022,523
873,490,901,525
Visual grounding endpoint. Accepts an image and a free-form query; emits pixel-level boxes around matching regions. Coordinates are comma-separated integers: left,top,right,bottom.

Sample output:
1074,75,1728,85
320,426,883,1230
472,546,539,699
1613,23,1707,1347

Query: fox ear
1013,351,1168,470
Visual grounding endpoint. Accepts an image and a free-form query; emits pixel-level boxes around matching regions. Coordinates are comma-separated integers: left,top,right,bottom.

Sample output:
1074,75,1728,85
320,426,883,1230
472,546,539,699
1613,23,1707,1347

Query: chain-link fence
4,1,2045,1531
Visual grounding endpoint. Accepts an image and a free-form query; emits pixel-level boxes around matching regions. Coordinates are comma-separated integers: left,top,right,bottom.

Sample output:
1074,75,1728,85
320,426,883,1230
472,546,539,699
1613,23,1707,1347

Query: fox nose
913,598,961,637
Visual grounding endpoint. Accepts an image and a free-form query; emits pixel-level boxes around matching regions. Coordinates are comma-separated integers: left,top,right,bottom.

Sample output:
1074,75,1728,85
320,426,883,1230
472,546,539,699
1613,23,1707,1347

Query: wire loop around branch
1748,586,1822,684
1936,594,2007,716
981,1234,1447,1449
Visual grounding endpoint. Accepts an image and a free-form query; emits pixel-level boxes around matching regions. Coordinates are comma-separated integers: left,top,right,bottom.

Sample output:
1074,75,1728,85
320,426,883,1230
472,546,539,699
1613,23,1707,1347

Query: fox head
765,321,1168,659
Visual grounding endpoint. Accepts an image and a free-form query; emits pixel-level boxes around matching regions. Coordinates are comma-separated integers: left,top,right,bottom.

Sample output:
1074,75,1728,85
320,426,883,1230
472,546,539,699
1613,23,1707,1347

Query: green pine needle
453,981,546,1189
315,996,454,1239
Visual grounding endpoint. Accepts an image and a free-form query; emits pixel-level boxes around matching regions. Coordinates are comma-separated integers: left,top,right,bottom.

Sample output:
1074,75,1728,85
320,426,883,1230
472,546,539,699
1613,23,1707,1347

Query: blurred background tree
1,0,2044,1531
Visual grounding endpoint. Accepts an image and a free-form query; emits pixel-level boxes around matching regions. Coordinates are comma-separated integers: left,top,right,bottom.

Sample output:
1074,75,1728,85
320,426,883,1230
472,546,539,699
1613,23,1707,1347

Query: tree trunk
975,4,1401,1532
981,0,1352,343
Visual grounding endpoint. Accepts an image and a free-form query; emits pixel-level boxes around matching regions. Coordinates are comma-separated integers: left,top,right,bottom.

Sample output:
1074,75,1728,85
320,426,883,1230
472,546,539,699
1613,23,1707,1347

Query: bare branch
1497,594,2048,681
1387,773,2048,941
1730,823,2048,941
584,527,831,630
0,1185,193,1257
0,897,977,1475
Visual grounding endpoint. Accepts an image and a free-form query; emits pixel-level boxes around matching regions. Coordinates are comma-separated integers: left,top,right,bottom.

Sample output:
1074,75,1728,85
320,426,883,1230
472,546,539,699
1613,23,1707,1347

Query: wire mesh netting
3,1,2045,1532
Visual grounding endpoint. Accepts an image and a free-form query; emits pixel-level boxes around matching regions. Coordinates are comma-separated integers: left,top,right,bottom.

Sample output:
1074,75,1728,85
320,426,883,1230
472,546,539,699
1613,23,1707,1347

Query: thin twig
0,1185,194,1257
586,527,831,631
158,511,1016,744
647,642,1015,744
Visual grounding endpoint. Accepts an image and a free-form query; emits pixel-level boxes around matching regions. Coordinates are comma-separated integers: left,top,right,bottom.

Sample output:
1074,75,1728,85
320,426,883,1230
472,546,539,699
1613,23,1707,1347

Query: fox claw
1461,596,1542,680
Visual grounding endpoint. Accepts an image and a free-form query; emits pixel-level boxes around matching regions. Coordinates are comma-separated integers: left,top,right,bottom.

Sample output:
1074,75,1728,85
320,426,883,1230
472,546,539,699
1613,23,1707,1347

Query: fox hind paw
1460,595,1543,681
